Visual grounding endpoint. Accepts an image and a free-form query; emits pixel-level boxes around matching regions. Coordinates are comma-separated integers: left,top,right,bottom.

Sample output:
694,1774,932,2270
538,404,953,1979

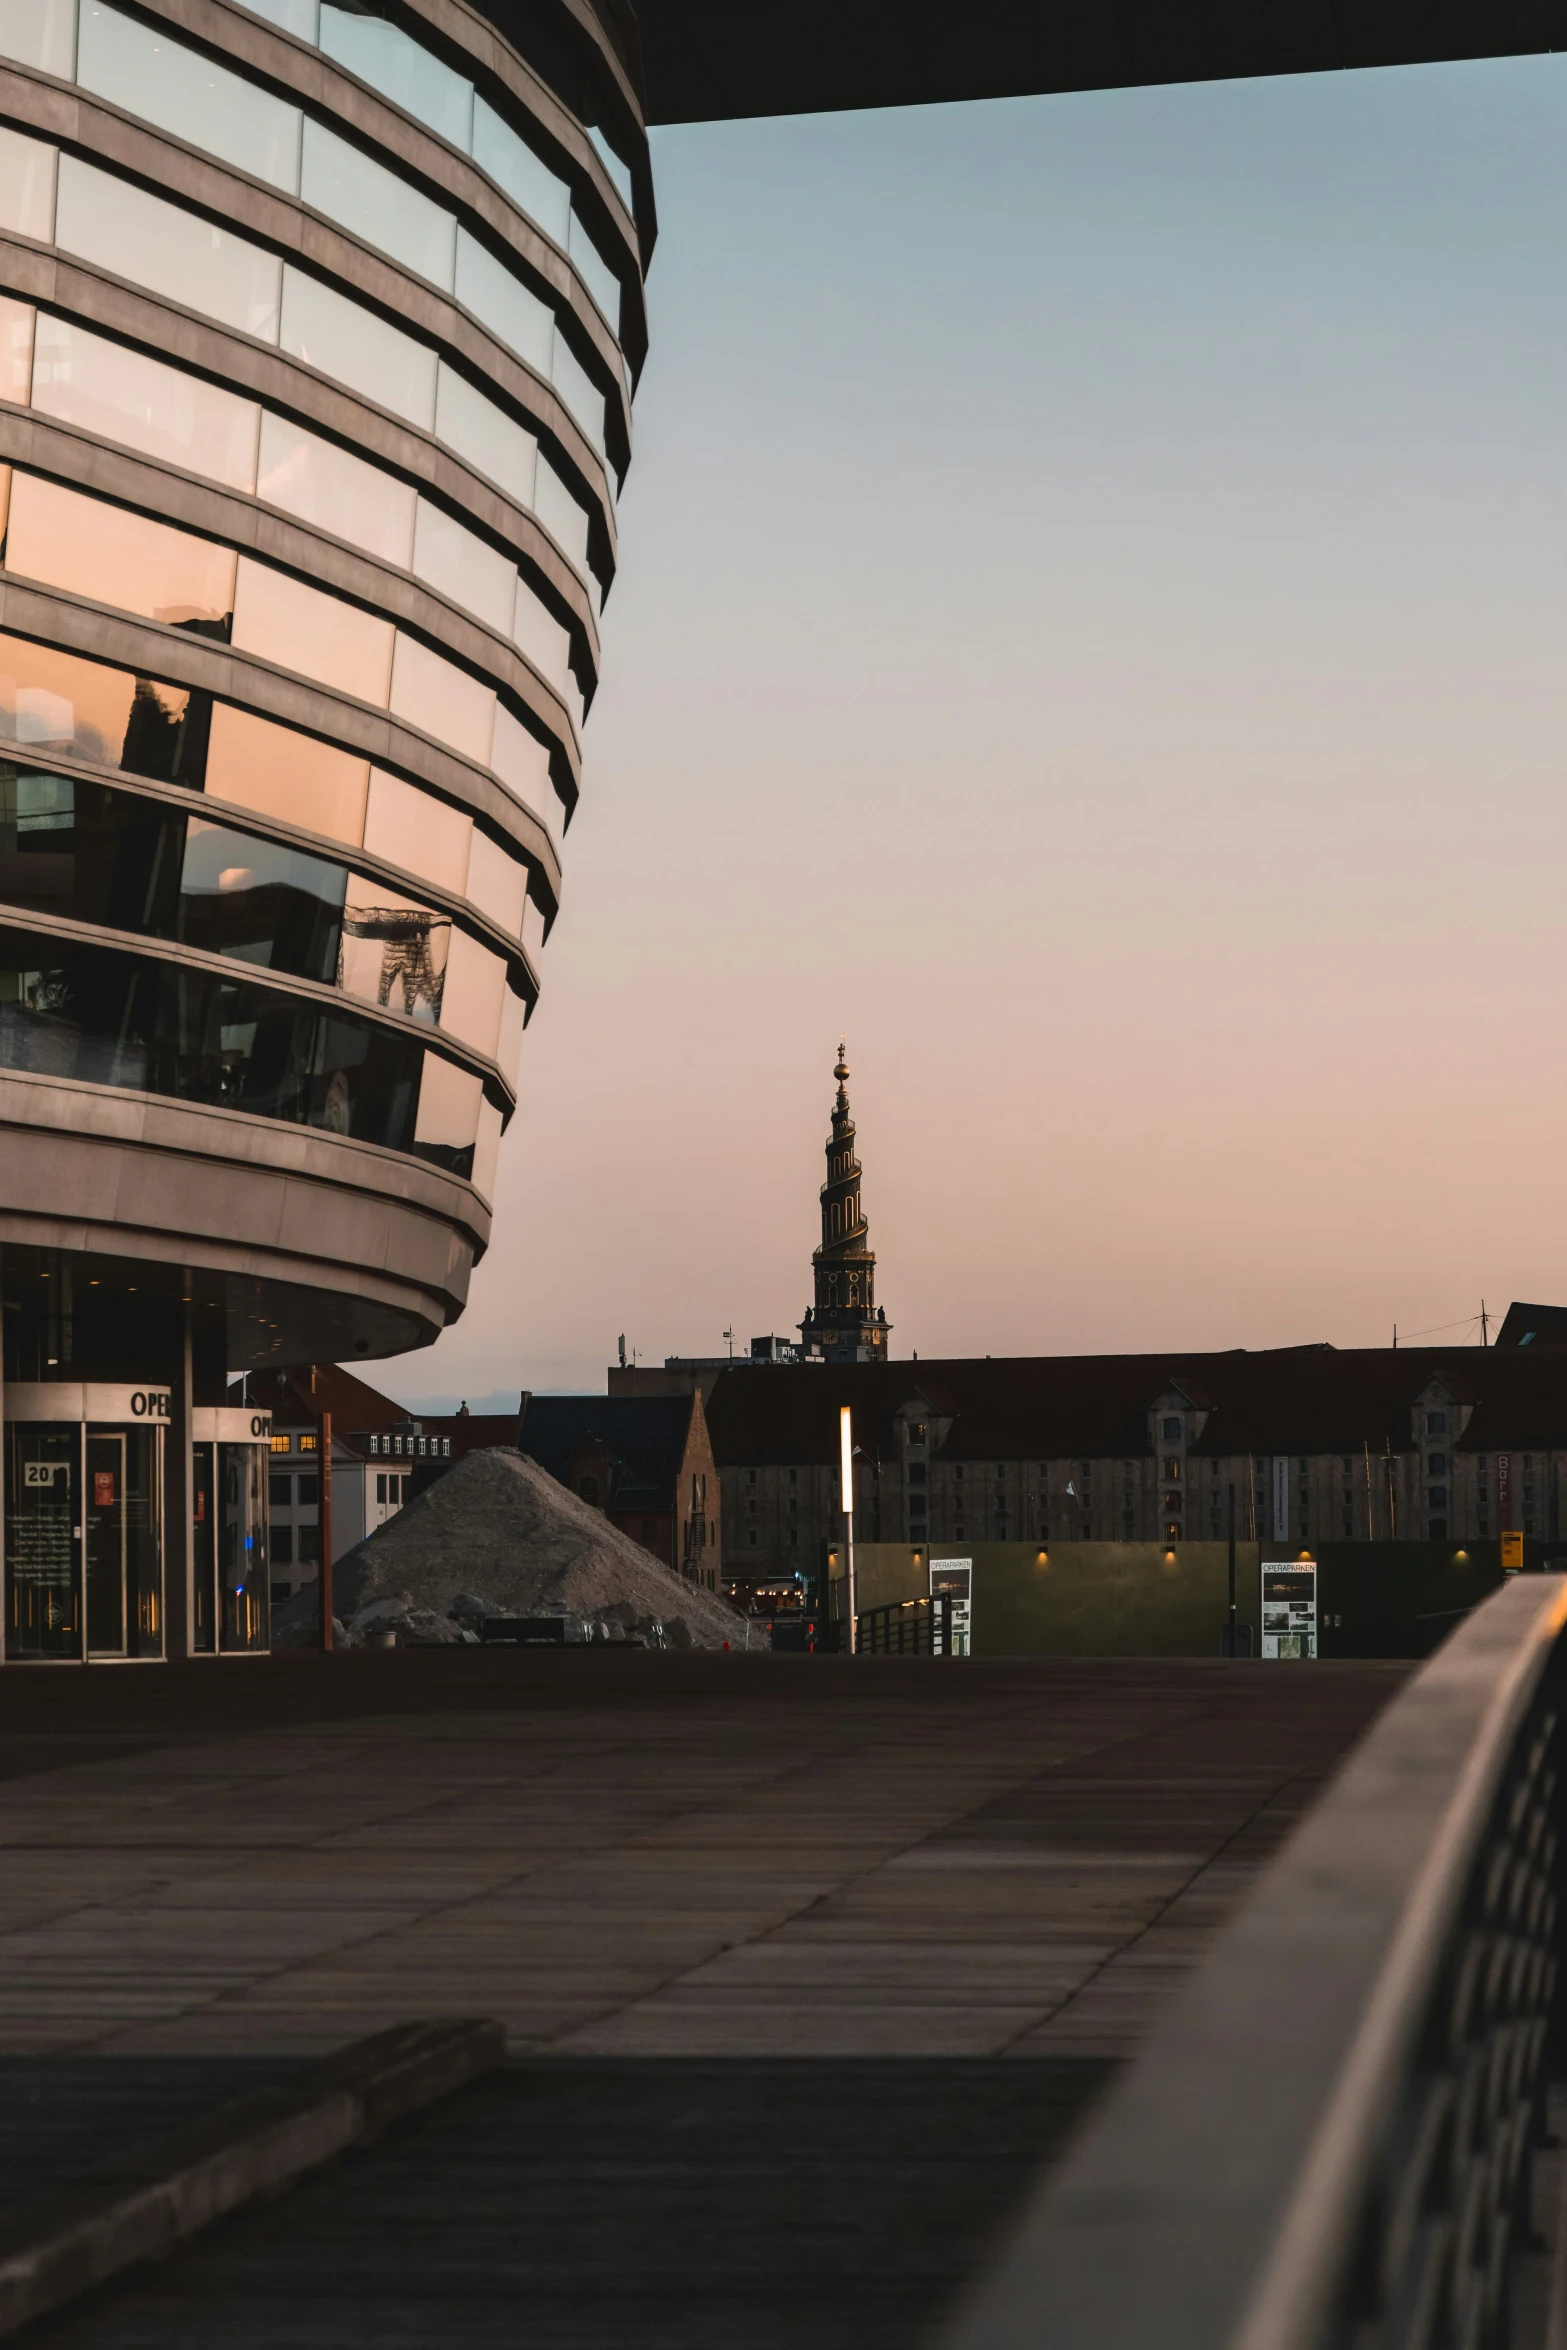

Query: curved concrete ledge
0,1080,491,1342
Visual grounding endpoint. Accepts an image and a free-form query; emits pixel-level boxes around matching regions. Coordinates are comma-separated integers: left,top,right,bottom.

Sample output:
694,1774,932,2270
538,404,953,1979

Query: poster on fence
1261,1560,1317,1659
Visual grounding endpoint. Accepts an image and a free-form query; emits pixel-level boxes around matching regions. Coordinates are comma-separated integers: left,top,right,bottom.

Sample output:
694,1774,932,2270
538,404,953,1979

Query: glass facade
3,0,621,463
0,765,518,1040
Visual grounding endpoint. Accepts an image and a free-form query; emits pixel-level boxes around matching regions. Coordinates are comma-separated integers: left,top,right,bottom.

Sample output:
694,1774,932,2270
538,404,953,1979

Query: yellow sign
1501,1531,1525,1571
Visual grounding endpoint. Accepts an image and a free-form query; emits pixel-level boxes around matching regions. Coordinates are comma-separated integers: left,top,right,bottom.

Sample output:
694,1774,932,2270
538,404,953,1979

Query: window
435,364,537,510
301,119,456,293
297,1434,318,1452
57,158,283,341
953,1466,964,1483
994,1465,1005,1484
1162,1417,1181,1439
1428,1487,1448,1510
78,4,303,191
375,1473,386,1504
787,1468,797,1486
1430,1518,1448,1539
1163,1459,1181,1480
579,1475,597,1504
231,558,394,705
298,1475,319,1506
907,1464,926,1486
1164,1522,1181,1541
269,1435,291,1455
32,313,262,491
746,1469,757,1486
412,497,515,635
259,413,416,568
455,227,552,372
321,3,475,149
281,266,436,430
268,1473,291,1506
1427,1412,1447,1435
4,472,238,636
1427,1453,1448,1476
271,1525,293,1565
747,1529,757,1547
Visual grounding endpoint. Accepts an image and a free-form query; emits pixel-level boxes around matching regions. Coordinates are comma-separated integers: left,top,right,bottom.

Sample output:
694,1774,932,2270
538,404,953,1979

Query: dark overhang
626,1,1567,125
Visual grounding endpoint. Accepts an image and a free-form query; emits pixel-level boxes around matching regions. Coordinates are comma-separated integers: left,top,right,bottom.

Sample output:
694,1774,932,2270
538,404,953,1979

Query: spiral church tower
799,1041,889,1365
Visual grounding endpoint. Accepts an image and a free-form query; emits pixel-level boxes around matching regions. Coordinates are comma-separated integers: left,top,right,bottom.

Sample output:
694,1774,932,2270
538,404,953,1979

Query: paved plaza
0,1650,1405,2062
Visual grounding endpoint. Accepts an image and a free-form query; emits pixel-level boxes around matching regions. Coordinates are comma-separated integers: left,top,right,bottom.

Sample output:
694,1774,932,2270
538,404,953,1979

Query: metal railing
816,1594,955,1654
944,1572,1567,2350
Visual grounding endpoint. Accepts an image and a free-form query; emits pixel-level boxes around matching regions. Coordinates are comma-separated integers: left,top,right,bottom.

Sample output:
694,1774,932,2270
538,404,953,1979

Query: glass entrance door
5,1426,81,1659
192,1443,216,1653
84,1425,163,1659
85,1431,127,1654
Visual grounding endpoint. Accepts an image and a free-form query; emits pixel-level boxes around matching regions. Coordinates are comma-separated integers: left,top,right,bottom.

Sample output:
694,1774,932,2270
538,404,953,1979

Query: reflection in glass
0,125,56,241
243,0,316,40
454,228,551,373
412,496,515,635
362,767,468,893
5,1423,79,1659
535,454,591,570
439,926,505,1056
217,1441,268,1649
258,413,415,566
180,813,346,977
473,1093,502,1200
0,295,32,406
231,558,394,705
551,332,606,458
280,265,435,428
0,0,76,80
191,1438,215,1650
567,213,622,332
0,918,428,1149
56,158,282,341
434,364,536,510
471,97,569,246
496,977,524,1087
77,3,301,192
341,873,448,1022
206,704,368,845
4,473,237,637
32,313,261,490
411,1047,479,1175
0,630,207,782
388,633,493,764
465,825,526,938
513,577,576,705
491,702,555,818
0,763,458,1007
301,119,454,291
319,3,472,149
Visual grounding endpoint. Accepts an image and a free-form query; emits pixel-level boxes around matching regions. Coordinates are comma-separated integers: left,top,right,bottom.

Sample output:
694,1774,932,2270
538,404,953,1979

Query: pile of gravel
271,1446,751,1651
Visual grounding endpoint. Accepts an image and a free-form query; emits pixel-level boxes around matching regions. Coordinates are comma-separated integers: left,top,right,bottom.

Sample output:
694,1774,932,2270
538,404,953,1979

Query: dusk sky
404,52,1567,1410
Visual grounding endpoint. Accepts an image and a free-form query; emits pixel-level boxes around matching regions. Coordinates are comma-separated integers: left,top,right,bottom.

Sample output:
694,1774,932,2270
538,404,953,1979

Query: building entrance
192,1409,272,1654
4,1386,168,1662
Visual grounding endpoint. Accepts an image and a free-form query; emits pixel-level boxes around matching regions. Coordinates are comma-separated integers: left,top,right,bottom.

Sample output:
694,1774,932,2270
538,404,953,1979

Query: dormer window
1427,1411,1447,1434
1162,1417,1182,1439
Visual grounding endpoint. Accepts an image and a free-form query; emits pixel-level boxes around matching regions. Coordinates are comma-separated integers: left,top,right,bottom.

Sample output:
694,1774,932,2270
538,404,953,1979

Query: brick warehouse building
706,1343,1567,1595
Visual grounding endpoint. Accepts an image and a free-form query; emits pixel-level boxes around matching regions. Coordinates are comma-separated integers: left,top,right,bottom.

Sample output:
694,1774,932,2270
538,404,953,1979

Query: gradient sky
402,52,1567,1410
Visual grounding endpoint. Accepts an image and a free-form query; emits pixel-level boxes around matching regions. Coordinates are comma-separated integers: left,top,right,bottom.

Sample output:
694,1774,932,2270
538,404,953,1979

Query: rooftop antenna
617,1333,626,1369
1480,1299,1489,1347
723,1326,735,1359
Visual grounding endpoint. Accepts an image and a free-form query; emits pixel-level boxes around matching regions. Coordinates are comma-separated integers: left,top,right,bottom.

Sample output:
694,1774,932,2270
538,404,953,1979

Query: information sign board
1262,1559,1317,1659
928,1557,972,1655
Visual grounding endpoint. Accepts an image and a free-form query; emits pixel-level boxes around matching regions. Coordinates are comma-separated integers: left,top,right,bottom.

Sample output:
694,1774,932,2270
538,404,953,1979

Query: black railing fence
815,1594,956,1655
945,1573,1567,2350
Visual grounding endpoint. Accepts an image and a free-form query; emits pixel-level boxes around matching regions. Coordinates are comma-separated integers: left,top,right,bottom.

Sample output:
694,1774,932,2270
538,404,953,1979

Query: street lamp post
840,1405,856,1654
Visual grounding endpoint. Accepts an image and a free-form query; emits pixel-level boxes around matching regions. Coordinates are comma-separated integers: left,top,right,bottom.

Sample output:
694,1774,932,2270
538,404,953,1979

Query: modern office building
0,0,643,1659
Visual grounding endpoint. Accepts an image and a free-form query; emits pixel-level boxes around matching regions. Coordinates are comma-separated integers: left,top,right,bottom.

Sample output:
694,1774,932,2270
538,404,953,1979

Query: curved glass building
0,0,645,1657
